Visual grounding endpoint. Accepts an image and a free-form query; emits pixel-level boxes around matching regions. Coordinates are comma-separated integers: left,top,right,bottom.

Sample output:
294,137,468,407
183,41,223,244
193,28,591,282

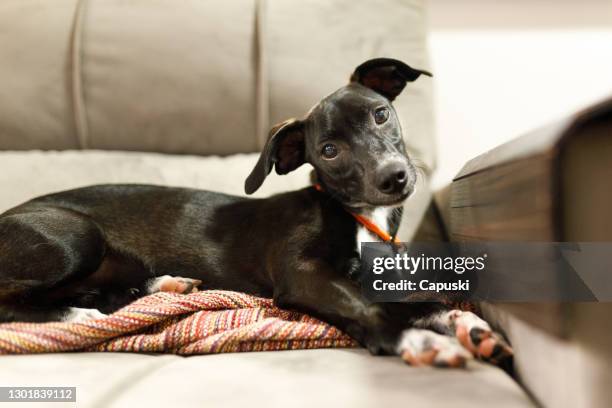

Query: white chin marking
356,207,392,255
62,307,107,322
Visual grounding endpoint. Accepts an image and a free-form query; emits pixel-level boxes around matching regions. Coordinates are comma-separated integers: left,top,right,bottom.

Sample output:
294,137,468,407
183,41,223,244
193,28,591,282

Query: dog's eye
374,107,389,124
321,144,338,159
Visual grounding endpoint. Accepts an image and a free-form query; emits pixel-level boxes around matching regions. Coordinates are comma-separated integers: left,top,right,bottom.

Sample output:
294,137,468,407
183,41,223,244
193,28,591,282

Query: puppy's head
245,58,431,209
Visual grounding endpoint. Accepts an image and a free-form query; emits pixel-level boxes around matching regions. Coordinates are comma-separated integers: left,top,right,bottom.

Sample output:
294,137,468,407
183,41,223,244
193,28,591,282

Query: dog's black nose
377,162,409,195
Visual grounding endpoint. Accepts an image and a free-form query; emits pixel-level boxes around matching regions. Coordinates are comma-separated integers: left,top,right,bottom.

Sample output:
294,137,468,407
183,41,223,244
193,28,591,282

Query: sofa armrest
450,96,612,243
444,97,612,337
432,97,612,408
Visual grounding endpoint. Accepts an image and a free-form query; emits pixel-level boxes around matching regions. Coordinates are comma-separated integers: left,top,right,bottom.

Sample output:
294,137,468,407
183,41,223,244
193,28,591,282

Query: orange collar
313,183,399,243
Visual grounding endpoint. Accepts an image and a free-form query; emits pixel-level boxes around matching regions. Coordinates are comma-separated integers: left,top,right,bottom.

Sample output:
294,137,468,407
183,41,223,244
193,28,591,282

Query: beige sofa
0,1,533,407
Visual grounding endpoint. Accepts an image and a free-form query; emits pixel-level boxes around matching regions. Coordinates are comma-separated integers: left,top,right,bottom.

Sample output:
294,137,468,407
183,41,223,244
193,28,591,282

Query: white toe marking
413,310,491,335
146,275,173,294
396,328,472,364
62,307,107,322
435,310,492,334
452,310,491,332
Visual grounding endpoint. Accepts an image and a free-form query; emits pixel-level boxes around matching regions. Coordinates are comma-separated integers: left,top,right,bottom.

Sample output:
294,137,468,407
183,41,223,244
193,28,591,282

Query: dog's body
0,184,372,318
0,59,511,367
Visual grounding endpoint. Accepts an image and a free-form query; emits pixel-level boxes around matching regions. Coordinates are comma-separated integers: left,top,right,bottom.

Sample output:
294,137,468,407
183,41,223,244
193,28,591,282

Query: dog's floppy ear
350,58,432,101
245,119,305,194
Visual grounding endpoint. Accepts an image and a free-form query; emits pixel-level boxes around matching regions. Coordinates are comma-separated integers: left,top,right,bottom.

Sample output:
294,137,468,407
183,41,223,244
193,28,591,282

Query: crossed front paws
397,310,513,368
397,329,472,368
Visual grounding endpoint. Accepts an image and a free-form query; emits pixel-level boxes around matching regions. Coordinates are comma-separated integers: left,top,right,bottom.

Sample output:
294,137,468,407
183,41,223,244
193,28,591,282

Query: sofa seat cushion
0,150,309,211
0,350,533,408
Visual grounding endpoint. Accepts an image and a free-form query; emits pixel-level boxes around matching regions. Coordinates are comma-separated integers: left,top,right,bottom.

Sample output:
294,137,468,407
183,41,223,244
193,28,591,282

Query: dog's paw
397,328,472,368
62,307,107,323
147,275,202,294
448,310,513,364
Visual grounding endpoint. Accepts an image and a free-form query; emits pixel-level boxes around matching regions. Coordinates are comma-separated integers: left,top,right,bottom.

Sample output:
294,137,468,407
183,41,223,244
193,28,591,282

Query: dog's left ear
350,58,432,101
245,119,305,194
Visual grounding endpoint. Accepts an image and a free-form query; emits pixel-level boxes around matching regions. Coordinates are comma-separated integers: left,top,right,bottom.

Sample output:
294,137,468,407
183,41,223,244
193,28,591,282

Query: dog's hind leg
146,275,202,294
0,207,107,322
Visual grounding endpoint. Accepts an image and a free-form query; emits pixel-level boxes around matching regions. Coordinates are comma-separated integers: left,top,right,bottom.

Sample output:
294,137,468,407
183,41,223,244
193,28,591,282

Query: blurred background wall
427,0,612,188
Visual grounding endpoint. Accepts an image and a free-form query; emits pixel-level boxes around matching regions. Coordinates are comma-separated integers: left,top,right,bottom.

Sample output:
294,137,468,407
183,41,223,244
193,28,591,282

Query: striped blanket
0,290,357,355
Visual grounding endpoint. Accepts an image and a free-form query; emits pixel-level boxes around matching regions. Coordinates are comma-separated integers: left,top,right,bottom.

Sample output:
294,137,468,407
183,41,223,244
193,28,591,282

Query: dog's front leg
273,259,439,356
275,276,397,355
273,260,512,367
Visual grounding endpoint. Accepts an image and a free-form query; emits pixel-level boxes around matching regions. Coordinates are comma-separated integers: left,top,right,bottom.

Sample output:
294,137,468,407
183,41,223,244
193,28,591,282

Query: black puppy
0,58,511,367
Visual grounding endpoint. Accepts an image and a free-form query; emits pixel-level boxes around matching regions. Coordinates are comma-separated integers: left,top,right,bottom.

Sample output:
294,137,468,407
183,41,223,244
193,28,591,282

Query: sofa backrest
0,0,435,170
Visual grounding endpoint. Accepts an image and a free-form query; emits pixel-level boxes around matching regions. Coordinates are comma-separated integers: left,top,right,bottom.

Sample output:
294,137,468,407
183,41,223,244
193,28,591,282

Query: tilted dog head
245,58,431,208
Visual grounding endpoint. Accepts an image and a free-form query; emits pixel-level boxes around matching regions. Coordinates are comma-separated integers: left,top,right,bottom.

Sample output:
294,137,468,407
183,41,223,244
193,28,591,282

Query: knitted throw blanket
0,290,358,355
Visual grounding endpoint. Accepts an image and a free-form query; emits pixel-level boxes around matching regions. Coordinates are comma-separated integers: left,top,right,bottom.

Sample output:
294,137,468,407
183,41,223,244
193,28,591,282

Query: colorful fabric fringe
0,290,358,355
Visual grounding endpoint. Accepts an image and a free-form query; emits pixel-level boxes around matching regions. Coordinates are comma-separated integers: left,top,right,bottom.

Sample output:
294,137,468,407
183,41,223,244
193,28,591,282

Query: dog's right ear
245,119,306,194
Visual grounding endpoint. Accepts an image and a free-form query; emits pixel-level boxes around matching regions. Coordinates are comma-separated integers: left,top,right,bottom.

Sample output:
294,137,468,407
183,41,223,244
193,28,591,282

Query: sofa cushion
80,0,258,155
0,150,307,211
0,350,533,408
0,0,435,171
0,0,258,155
0,0,79,150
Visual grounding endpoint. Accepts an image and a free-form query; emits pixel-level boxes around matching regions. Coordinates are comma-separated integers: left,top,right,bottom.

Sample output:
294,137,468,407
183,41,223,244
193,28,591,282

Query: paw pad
452,311,513,362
